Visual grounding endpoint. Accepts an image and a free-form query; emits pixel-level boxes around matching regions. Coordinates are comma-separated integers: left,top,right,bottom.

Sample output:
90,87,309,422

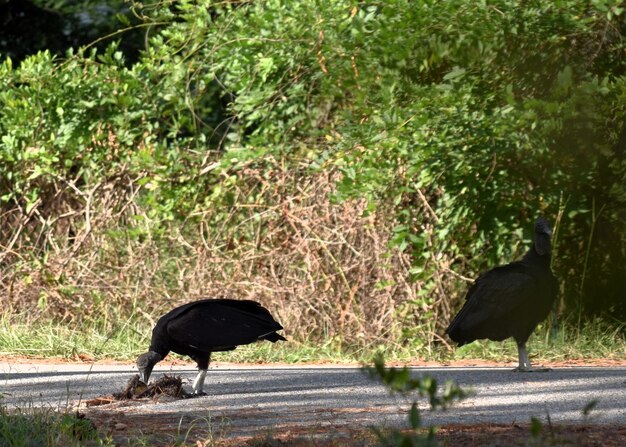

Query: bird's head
534,217,552,256
136,351,163,384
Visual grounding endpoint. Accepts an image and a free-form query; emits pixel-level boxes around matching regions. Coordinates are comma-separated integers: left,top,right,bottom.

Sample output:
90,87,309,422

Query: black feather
446,217,558,363
137,298,285,392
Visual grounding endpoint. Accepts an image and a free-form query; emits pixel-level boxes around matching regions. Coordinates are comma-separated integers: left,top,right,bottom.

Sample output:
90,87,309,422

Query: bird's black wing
165,300,283,351
157,299,281,328
446,263,535,336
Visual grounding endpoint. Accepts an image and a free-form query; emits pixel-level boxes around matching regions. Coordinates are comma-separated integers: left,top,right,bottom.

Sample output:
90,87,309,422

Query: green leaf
530,417,542,437
409,402,420,429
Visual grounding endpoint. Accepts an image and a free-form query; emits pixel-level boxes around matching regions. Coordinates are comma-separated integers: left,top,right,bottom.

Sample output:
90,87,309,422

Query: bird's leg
192,369,207,395
191,353,211,396
515,342,531,371
513,342,551,372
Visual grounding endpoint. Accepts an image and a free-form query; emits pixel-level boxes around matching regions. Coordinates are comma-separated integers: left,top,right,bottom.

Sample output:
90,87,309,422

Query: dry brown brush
0,160,463,352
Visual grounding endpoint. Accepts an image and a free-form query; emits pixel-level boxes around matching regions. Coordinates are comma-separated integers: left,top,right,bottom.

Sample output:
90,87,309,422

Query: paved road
1,361,625,441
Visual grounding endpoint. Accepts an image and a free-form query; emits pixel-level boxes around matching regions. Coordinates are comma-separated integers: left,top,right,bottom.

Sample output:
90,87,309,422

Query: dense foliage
1,0,624,353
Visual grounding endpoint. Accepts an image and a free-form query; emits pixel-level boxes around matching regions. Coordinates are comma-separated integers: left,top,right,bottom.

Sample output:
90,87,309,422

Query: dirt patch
0,355,193,366
435,423,626,447
82,403,626,447
85,374,191,407
435,358,626,368
1,355,626,368
222,423,626,446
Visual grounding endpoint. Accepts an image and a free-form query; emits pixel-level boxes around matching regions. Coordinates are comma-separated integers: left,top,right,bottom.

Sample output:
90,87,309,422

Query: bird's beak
535,233,551,256
137,351,162,385
138,364,153,385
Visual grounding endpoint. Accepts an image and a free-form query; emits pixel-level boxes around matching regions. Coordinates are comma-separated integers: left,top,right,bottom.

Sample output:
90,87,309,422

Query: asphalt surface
1,361,625,441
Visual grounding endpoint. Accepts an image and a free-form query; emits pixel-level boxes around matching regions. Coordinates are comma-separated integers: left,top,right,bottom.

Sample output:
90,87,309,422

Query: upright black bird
446,217,558,371
137,299,286,394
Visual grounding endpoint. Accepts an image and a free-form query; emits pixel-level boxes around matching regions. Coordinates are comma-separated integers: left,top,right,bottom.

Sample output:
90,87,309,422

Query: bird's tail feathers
258,331,287,342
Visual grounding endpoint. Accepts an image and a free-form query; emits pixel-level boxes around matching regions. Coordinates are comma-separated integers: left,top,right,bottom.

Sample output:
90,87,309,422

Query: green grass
0,313,398,364
0,394,228,447
0,403,112,447
0,313,624,365
0,404,225,447
0,314,148,361
448,318,626,364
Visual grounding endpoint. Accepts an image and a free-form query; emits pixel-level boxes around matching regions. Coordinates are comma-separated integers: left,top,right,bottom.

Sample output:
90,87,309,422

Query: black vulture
446,217,558,372
136,298,286,395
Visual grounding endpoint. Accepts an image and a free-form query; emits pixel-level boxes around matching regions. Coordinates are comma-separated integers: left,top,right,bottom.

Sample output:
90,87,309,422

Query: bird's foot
181,390,207,399
183,391,207,399
512,366,552,372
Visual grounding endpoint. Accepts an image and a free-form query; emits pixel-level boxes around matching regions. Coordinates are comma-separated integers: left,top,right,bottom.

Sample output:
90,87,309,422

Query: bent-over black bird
137,299,286,394
446,217,558,372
